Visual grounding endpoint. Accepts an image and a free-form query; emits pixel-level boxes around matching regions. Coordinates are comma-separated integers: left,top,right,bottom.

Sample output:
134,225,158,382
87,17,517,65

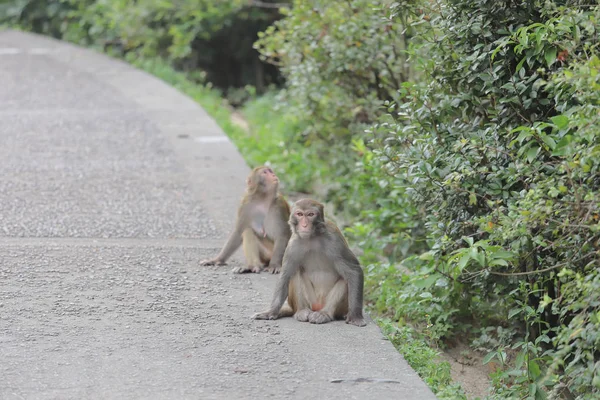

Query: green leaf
493,250,516,259
413,274,439,289
515,351,526,369
527,146,540,163
457,253,470,271
550,115,569,129
482,351,496,365
508,308,521,319
529,361,542,379
539,133,556,150
469,192,477,205
545,47,557,67
419,292,433,299
515,56,527,74
489,259,508,266
529,383,537,396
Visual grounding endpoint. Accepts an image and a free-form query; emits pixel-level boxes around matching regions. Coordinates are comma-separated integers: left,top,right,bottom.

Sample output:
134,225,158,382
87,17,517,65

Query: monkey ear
246,176,257,192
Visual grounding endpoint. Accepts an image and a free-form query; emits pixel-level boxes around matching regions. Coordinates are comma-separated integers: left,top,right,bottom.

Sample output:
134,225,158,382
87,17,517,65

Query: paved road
0,30,436,400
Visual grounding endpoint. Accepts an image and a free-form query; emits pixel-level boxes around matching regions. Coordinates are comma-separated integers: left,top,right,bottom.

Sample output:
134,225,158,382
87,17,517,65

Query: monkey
199,166,291,274
252,198,367,327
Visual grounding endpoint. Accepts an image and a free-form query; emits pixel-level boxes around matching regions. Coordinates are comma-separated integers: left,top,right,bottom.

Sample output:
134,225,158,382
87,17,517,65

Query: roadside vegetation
2,0,599,398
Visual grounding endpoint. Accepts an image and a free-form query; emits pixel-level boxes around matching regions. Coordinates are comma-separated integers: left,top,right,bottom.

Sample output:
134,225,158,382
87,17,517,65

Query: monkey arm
267,222,291,272
269,244,301,311
330,232,366,326
264,195,291,273
254,240,302,320
336,253,364,314
215,230,243,263
213,211,248,263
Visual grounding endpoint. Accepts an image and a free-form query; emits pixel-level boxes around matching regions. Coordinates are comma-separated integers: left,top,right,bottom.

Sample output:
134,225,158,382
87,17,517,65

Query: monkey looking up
252,198,366,327
200,166,291,274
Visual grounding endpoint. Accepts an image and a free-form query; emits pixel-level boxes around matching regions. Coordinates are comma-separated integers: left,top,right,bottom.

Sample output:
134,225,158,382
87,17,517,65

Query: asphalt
0,30,437,400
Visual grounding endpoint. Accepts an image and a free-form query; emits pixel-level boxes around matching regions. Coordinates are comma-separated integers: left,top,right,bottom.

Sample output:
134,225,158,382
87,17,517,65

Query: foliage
0,0,284,90
254,0,426,211
360,1,600,398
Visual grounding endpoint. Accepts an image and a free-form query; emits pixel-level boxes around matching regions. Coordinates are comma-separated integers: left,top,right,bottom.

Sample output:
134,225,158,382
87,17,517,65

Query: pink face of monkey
291,201,322,239
246,166,279,194
260,167,278,187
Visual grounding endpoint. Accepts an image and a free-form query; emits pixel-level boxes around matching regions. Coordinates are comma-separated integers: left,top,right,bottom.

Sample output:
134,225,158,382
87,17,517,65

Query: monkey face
291,206,321,238
260,167,278,188
246,166,279,194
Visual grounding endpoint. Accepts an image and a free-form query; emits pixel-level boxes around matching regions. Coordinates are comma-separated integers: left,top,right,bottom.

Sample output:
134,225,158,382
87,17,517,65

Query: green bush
254,0,425,209
361,1,600,397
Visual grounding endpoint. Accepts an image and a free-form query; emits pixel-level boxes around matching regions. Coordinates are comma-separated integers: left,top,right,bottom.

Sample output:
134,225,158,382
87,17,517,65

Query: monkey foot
293,309,312,322
199,259,226,266
232,265,262,274
308,311,333,324
252,311,277,320
346,316,367,327
266,264,281,274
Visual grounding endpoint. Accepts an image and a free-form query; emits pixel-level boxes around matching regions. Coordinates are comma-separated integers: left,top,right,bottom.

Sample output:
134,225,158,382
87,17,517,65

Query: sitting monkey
253,198,366,326
200,166,291,274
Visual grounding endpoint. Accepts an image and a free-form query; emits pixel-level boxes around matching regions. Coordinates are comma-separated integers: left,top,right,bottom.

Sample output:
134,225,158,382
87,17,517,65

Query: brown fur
200,166,291,274
253,198,366,326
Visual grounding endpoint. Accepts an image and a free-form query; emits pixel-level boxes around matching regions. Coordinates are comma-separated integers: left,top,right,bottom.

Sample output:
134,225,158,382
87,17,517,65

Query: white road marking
0,48,21,55
193,136,230,143
0,48,55,55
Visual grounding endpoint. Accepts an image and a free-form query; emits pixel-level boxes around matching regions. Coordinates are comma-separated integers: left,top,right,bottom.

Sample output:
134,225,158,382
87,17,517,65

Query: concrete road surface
0,30,436,400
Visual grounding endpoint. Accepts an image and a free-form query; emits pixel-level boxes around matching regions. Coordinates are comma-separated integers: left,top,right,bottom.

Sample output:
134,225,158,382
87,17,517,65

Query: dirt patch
438,344,492,399
231,110,250,132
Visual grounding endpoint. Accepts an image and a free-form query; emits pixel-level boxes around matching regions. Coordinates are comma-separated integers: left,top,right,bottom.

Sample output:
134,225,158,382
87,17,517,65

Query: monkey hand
251,310,279,320
266,263,282,274
232,265,262,274
346,314,367,327
199,258,226,266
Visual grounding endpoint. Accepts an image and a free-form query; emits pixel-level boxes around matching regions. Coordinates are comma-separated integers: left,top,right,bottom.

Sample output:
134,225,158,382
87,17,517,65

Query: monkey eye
295,212,303,217
307,212,315,217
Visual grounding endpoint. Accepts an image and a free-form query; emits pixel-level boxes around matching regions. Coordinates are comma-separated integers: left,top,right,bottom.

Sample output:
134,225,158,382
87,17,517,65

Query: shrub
362,1,600,397
254,0,426,208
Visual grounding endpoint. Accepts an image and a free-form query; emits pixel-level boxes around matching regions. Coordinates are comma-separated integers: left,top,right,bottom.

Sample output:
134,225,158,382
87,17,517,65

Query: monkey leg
308,279,348,324
258,237,274,266
233,229,264,274
288,273,317,322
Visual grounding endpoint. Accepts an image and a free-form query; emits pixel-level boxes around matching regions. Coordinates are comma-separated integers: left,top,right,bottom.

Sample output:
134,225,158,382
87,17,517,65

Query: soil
439,344,493,399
